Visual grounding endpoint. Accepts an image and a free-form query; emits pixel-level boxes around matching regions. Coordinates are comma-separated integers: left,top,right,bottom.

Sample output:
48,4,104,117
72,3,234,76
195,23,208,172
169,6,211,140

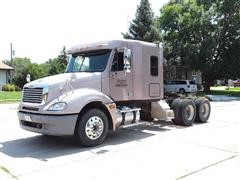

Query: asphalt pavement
0,99,239,180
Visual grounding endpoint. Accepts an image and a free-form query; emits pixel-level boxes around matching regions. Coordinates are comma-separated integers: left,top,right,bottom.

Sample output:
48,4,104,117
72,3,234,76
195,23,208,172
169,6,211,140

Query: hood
25,72,101,88
24,72,102,103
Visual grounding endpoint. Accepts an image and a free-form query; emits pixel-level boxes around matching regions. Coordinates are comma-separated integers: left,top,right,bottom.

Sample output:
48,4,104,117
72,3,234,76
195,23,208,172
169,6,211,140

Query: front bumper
18,111,78,136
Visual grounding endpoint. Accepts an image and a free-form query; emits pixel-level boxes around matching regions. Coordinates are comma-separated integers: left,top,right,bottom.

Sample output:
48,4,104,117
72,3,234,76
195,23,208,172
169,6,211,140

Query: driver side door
109,50,133,101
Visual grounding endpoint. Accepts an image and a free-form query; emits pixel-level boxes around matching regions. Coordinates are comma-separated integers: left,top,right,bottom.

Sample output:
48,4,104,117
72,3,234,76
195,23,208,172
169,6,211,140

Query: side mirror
123,48,132,74
26,74,31,82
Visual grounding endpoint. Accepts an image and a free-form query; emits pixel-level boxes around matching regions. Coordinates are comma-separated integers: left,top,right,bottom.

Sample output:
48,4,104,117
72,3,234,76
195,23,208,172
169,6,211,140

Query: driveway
0,101,239,179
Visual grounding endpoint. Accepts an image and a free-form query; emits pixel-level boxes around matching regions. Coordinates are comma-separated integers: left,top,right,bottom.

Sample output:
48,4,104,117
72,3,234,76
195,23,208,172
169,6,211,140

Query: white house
0,61,14,90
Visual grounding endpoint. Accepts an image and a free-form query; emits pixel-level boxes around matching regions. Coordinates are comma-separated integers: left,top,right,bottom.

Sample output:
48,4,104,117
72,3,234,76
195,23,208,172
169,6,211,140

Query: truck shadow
0,121,185,161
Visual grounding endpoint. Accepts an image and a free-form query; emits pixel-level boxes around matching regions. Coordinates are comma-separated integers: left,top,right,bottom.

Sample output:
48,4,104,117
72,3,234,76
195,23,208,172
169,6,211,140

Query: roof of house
0,61,14,70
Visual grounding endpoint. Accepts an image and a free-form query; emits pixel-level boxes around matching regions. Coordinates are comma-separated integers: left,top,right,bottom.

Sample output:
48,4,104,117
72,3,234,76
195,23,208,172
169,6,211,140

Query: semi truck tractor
17,40,211,147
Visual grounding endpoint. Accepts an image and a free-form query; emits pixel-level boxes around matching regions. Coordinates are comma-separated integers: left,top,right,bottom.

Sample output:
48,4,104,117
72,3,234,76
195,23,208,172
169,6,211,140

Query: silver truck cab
17,40,210,147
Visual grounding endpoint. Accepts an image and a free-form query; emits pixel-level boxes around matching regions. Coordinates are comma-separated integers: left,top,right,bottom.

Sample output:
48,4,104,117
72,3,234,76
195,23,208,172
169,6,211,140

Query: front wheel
76,109,109,147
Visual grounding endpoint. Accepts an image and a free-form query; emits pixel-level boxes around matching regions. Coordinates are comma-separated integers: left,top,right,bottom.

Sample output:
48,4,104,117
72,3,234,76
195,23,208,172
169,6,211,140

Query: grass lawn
210,86,240,97
0,91,22,103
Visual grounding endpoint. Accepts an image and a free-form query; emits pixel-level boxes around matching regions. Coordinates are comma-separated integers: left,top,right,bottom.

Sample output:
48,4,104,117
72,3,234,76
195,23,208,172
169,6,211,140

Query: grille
23,87,43,104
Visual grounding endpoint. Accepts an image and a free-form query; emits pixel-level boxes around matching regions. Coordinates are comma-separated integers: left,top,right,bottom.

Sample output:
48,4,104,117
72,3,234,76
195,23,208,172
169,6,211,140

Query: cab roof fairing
67,39,161,54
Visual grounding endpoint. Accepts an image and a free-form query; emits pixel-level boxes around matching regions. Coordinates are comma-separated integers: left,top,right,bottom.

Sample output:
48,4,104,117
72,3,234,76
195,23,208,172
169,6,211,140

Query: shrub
2,84,13,91
14,85,22,91
2,84,21,91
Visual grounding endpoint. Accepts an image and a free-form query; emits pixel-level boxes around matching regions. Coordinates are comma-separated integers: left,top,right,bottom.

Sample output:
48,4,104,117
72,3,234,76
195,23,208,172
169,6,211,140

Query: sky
0,0,169,63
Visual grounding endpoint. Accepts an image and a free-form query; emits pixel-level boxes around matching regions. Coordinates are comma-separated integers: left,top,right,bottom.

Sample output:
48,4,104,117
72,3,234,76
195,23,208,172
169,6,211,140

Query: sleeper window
150,56,158,76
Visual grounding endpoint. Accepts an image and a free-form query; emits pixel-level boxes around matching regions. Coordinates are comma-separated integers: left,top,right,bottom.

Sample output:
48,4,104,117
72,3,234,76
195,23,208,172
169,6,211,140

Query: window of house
111,52,124,71
150,56,158,76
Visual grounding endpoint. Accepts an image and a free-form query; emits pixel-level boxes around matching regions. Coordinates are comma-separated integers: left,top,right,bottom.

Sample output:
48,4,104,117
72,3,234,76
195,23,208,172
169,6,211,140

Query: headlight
48,102,67,111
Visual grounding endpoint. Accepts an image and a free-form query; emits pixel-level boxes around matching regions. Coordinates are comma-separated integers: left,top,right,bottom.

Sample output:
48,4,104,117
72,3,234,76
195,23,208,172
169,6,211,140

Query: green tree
39,63,50,76
3,46,68,88
7,57,31,88
46,46,68,75
26,63,46,81
5,57,49,88
158,0,240,92
122,0,161,42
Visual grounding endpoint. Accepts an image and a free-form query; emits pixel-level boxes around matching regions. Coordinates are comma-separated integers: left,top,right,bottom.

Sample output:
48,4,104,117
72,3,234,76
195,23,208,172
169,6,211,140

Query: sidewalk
206,95,240,101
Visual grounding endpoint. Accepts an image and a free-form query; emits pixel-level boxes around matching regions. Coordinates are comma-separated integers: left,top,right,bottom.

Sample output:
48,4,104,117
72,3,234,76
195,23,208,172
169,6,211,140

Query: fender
44,88,115,115
44,88,118,130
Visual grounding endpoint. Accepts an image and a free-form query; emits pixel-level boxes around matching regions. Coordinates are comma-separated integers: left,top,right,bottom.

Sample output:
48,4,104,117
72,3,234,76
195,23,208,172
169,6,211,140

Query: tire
76,109,109,147
172,99,196,126
195,97,211,123
179,88,185,94
170,98,181,125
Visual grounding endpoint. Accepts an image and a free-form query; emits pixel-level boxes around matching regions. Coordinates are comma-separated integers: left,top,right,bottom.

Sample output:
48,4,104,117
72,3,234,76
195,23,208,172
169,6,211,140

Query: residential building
0,61,14,90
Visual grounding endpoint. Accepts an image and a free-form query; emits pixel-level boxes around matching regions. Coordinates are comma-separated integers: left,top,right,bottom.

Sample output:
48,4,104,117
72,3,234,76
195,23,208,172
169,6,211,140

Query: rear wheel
172,99,196,126
170,98,181,125
76,109,109,147
195,97,211,123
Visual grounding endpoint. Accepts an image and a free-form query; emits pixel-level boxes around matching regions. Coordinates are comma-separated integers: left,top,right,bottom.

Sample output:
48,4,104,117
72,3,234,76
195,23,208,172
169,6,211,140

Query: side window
111,52,124,71
150,56,158,76
189,81,195,84
174,81,186,84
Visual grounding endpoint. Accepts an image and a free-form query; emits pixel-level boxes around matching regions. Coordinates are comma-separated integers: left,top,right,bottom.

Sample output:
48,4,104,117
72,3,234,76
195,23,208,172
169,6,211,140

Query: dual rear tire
195,97,211,123
171,97,210,126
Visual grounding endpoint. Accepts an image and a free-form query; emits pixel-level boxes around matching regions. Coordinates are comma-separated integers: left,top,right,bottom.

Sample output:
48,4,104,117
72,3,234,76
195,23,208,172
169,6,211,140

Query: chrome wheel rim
201,103,210,118
85,116,104,140
185,104,195,121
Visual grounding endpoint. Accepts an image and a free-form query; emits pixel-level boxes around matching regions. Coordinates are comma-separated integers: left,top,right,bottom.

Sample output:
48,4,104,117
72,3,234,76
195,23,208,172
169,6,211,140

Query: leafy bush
2,84,14,91
2,84,21,91
14,85,22,91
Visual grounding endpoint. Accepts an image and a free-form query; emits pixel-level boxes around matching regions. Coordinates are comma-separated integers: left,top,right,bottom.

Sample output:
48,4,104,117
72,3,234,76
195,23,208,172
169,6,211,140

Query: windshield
66,49,111,73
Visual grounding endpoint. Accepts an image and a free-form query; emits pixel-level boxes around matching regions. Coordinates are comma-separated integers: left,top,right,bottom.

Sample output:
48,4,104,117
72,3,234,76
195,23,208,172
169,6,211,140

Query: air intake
23,87,43,104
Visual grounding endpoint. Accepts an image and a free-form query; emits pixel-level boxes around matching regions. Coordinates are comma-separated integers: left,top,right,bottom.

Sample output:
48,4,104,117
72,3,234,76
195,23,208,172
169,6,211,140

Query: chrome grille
23,87,43,104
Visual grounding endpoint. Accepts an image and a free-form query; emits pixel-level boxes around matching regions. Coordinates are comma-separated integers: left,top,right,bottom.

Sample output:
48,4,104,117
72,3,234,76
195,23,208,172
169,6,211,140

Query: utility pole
10,43,12,63
9,43,15,84
10,43,15,63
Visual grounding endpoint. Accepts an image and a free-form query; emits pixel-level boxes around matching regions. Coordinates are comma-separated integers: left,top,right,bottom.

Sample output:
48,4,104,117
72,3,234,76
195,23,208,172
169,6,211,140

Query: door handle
111,72,117,78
